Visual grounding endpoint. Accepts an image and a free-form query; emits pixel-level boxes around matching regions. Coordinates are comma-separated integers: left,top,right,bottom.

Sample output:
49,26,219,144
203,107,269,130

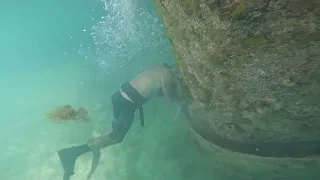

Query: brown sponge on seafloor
47,104,90,122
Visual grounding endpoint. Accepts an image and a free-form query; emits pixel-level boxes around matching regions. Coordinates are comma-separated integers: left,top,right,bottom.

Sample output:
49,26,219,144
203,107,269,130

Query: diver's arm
161,72,183,102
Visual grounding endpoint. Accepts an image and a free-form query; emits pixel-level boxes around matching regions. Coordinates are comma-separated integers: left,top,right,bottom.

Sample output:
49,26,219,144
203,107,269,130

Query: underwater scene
0,0,319,180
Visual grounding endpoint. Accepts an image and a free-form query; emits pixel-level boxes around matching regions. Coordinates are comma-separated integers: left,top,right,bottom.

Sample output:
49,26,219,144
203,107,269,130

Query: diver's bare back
130,65,171,100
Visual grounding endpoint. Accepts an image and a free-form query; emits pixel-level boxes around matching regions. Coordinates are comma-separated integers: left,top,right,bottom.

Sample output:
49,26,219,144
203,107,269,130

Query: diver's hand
87,147,101,180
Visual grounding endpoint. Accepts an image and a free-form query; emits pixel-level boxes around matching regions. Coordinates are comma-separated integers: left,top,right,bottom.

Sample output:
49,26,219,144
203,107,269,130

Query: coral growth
47,104,90,122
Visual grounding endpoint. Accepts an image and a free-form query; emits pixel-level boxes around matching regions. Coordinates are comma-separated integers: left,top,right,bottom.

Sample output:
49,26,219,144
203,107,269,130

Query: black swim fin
58,144,91,179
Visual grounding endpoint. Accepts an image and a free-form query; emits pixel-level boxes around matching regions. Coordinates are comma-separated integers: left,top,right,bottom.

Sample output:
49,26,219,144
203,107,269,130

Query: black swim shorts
108,83,145,142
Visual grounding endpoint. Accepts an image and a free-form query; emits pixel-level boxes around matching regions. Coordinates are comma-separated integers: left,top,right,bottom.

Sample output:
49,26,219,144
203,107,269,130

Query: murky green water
0,0,215,180
2,0,318,180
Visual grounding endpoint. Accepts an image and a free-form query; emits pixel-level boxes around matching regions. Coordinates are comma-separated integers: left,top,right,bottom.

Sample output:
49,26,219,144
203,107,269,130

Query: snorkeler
57,63,183,180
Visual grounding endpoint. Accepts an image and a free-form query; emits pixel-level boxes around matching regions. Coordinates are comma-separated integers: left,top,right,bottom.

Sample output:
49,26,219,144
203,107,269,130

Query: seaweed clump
47,104,90,123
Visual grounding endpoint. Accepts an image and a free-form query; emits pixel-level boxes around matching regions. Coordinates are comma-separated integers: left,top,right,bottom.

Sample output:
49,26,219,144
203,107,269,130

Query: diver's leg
87,92,123,149
57,134,117,179
85,132,118,180
57,92,121,178
86,108,135,179
57,133,117,179
87,131,118,149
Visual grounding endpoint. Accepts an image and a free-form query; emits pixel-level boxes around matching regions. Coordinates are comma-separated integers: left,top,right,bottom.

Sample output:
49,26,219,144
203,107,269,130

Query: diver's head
162,63,180,79
162,62,188,101
169,71,186,100
173,76,185,101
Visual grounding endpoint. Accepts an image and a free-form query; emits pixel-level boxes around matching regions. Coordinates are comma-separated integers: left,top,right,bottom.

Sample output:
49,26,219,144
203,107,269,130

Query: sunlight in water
88,0,167,77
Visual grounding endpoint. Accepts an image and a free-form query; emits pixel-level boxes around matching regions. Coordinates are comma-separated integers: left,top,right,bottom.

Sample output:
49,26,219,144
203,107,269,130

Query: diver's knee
112,136,124,144
87,134,116,149
109,130,126,144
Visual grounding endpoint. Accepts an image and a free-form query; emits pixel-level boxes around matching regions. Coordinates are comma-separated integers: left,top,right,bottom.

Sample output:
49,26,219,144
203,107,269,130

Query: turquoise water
0,0,217,180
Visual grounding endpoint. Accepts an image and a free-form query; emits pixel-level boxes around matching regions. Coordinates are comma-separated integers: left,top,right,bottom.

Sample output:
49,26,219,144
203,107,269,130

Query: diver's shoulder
144,65,166,74
154,66,171,78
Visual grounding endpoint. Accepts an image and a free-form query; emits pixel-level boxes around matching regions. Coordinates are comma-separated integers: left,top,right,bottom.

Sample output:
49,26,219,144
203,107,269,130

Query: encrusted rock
155,0,320,178
155,0,320,142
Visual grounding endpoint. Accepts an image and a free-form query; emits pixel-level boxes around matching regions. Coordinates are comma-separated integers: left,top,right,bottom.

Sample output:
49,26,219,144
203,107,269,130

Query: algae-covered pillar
155,0,320,179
